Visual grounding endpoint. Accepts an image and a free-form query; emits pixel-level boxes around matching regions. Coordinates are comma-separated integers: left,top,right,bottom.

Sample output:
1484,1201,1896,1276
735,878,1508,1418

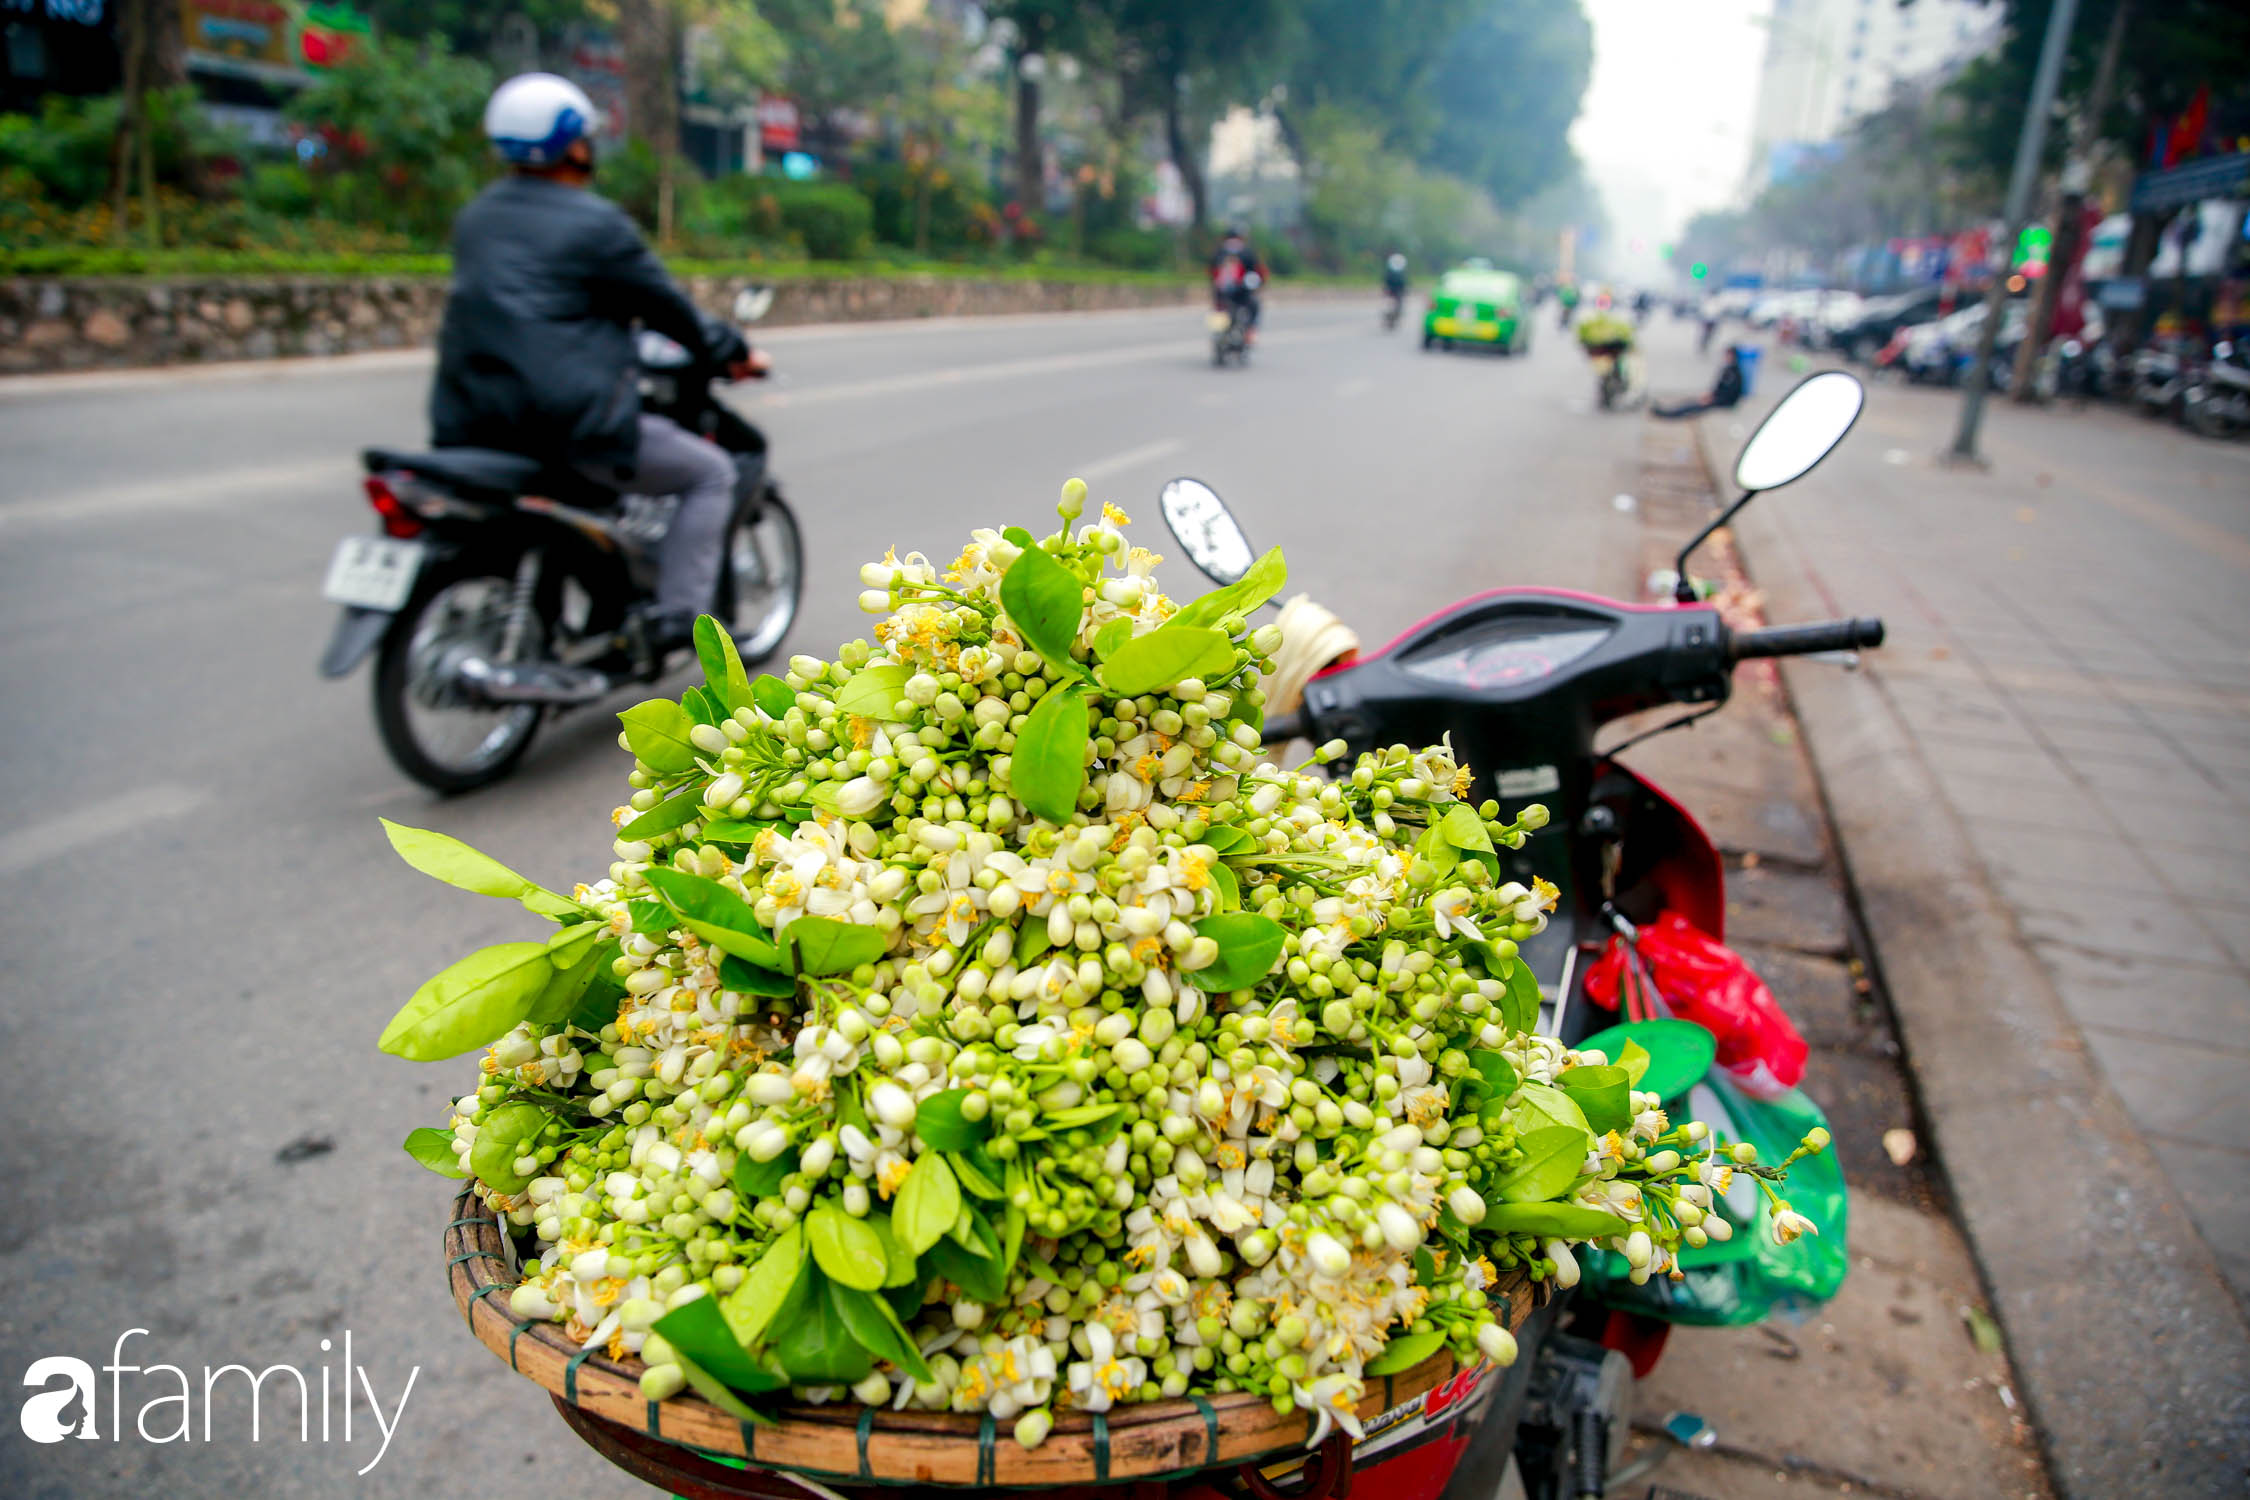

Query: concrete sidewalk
1661,337,2250,1496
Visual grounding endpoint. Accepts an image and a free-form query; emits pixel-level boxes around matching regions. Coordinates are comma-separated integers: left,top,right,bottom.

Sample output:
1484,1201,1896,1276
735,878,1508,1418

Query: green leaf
834,663,911,719
719,954,797,999
1001,525,1036,547
999,544,1085,669
1096,625,1236,697
1208,859,1241,912
894,1153,962,1257
1557,1064,1633,1136
1501,954,1543,1033
948,1147,1003,1200
912,1091,989,1152
781,915,886,975
721,1225,804,1349
1187,912,1287,992
1616,1039,1651,1089
641,866,783,967
570,968,628,1034
1013,919,1054,969
699,817,778,844
402,1127,467,1178
379,942,554,1061
1515,1081,1593,1138
468,1102,548,1194
751,674,795,719
629,899,675,937
1439,804,1501,880
829,1282,935,1382
620,699,700,774
673,1352,768,1422
1091,617,1134,659
1483,1202,1634,1240
769,1264,874,1385
1416,823,1460,881
695,614,753,712
924,1233,1006,1303
807,1202,888,1291
620,786,707,841
1365,1327,1447,1377
1010,683,1090,824
1468,1049,1519,1100
1001,1198,1027,1275
949,1199,1002,1261
1200,825,1256,857
654,1292,788,1396
1493,1125,1595,1204
683,684,724,727
527,931,613,1026
735,1144,798,1199
379,820,580,919
1044,1103,1123,1131
1170,545,1288,630
865,1213,920,1289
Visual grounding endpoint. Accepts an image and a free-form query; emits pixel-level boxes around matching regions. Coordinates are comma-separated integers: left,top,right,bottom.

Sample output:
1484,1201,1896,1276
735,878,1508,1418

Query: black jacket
1712,361,1745,408
431,176,715,473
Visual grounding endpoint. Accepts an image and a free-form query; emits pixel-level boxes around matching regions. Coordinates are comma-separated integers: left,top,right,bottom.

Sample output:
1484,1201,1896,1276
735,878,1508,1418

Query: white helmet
484,73,598,166
1387,253,1407,271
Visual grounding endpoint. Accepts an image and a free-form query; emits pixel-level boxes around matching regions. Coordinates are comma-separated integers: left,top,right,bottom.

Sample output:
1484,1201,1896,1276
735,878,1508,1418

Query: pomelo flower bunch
381,481,1827,1448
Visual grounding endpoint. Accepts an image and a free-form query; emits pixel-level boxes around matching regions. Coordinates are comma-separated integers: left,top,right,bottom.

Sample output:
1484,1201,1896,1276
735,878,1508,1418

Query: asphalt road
0,298,1654,1498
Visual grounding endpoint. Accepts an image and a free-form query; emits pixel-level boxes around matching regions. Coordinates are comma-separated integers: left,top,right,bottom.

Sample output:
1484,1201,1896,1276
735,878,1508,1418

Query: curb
1692,417,2250,1496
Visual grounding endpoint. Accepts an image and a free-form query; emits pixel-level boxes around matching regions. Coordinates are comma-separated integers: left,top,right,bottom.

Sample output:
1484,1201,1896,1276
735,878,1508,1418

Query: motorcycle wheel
2187,394,2246,439
373,564,548,794
721,492,804,663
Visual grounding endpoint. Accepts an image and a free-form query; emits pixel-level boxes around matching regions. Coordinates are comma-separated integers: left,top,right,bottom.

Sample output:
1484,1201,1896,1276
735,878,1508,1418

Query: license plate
322,535,424,611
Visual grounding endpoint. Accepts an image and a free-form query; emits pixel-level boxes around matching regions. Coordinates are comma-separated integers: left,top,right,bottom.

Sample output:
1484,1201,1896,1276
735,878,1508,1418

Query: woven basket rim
444,1185,1537,1484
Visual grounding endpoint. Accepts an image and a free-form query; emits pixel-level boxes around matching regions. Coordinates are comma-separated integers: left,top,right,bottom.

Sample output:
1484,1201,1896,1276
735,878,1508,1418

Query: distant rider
1211,227,1268,340
1383,252,1409,302
430,73,765,656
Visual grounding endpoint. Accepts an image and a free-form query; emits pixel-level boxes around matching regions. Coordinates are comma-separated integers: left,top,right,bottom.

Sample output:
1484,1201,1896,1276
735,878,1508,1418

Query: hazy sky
1573,0,1775,267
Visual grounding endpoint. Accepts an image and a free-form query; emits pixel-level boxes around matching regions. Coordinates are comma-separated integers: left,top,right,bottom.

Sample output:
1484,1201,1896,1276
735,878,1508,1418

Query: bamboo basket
445,1187,1538,1489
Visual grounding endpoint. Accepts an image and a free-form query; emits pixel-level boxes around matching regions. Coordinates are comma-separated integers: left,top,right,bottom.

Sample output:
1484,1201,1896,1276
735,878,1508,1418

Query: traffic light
1689,261,1709,280
1659,242,1676,261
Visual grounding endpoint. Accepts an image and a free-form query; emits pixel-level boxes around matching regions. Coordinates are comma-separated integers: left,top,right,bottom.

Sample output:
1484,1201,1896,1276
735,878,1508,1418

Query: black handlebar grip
1731,617,1886,659
1259,709,1310,744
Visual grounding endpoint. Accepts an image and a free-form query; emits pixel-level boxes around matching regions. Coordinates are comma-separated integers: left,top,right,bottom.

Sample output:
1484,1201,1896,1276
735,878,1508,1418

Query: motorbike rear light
364,475,424,539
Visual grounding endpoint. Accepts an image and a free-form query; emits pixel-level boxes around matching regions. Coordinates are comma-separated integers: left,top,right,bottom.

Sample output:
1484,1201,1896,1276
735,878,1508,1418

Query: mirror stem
1673,490,1757,603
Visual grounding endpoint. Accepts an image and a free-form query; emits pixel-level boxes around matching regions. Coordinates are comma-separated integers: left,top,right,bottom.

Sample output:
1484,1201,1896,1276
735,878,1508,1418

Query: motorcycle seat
361,447,618,506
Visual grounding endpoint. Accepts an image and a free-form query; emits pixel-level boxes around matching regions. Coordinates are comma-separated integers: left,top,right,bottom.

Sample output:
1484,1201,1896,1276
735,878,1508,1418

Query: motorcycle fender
319,604,393,679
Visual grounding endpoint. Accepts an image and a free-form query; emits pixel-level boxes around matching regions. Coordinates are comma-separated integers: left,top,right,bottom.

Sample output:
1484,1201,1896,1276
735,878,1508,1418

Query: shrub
287,35,492,241
1087,225,1178,272
755,179,873,261
857,160,995,254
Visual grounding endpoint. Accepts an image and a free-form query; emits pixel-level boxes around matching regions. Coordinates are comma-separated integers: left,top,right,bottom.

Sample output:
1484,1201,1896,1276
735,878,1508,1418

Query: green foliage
1087,225,1178,271
859,160,999,253
756,180,875,261
287,34,495,241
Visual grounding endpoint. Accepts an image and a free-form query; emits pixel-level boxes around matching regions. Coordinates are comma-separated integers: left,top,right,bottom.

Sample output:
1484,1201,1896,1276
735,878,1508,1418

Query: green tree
1422,1,1593,209
289,35,496,241
1099,0,1285,228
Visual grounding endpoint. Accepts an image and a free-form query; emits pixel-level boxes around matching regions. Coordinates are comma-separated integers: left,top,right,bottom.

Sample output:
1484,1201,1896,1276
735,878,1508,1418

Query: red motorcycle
1155,371,1880,1500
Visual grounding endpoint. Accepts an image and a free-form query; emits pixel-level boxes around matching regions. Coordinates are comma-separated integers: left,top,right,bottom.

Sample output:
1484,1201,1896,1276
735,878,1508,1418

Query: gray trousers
581,414,736,619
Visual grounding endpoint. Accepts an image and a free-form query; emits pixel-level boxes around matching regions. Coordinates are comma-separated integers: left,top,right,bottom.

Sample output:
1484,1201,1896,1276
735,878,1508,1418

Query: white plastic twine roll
1263,595,1361,720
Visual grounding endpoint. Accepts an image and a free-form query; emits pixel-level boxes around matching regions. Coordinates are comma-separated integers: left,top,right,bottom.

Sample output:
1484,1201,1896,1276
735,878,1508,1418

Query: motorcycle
2129,340,2195,420
1155,370,1881,1500
317,288,805,793
1211,271,1262,367
1384,285,1407,331
2182,341,2250,440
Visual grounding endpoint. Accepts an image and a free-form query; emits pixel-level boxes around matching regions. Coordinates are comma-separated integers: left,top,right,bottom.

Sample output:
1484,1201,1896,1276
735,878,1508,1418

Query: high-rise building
1748,0,2002,185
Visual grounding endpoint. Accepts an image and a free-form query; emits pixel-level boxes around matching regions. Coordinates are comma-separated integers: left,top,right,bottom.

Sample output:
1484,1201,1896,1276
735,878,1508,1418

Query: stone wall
0,272,1228,375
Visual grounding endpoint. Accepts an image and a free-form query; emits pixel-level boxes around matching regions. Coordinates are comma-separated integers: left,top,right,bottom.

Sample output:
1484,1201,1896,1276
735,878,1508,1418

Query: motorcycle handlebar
1731,617,1886,659
1260,708,1309,744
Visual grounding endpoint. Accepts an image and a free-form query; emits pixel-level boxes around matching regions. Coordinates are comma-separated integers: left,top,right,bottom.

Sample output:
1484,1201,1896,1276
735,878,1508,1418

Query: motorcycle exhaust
454,655,613,706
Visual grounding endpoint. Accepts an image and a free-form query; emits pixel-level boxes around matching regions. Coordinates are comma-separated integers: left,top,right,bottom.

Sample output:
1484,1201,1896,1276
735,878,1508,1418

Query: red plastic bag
1583,911,1807,1099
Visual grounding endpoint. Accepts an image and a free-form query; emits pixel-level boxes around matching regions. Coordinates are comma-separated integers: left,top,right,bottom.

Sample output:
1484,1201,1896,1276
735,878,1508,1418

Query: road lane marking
0,458,354,529
0,783,209,879
1072,438,1185,485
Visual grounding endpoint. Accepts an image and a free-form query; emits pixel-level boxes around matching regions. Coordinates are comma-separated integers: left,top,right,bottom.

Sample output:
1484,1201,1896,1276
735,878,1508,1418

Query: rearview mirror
1733,370,1863,493
1158,477,1255,585
732,285,774,324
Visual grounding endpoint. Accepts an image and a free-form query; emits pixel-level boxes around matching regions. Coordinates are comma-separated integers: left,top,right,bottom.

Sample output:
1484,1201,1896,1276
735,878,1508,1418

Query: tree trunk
2015,0,2131,399
109,0,150,246
2111,205,2174,349
1164,75,1206,230
1012,24,1045,217
619,0,682,238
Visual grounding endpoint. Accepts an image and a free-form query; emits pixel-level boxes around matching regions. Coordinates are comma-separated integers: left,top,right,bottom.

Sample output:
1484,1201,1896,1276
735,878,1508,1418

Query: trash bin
1735,344,1761,397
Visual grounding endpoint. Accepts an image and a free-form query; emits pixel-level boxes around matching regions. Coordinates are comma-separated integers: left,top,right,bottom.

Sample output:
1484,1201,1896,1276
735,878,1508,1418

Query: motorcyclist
429,72,766,656
1382,252,1409,300
1210,227,1267,339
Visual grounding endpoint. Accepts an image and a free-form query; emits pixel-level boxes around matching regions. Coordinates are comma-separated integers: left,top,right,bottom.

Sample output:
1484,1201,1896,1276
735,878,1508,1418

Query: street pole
2013,0,2131,401
1949,0,2083,460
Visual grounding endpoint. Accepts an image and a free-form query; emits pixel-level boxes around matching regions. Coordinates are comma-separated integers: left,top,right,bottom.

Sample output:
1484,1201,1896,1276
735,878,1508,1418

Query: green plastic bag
1579,1074,1850,1325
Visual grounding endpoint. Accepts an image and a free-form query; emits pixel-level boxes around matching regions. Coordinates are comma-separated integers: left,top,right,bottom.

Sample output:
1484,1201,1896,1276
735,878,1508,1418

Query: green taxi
1423,261,1530,355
